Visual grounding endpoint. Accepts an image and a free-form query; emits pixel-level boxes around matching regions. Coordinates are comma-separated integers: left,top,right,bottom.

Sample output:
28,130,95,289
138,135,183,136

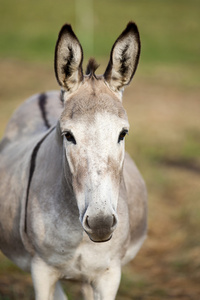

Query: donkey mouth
86,231,113,243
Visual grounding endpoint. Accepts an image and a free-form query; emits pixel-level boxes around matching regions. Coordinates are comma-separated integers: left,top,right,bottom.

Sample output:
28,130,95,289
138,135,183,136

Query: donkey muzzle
82,213,118,242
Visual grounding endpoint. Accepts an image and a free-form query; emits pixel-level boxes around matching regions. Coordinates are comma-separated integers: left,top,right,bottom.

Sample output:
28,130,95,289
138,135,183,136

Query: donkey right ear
54,24,83,95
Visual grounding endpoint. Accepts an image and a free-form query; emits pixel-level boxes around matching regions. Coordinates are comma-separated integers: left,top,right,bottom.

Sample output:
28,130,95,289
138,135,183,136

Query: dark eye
64,131,76,145
118,129,128,143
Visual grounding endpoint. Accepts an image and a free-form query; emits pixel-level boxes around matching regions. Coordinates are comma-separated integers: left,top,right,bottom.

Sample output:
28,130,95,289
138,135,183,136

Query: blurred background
0,0,199,299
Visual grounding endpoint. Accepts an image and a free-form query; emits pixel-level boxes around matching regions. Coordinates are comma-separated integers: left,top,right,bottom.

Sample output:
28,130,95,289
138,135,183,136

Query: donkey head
54,22,140,242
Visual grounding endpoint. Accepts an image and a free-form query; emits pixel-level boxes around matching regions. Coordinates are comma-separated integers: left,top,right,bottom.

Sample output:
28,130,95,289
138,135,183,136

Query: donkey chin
82,213,118,243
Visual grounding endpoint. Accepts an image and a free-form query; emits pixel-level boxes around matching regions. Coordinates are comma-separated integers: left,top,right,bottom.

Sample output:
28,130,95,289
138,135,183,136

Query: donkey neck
29,123,76,208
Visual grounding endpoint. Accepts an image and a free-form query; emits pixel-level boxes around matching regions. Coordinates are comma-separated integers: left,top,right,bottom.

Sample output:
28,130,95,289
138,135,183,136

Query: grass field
0,0,200,299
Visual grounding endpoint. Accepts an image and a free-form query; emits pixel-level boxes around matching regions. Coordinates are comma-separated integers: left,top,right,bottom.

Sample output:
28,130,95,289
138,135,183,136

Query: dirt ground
0,59,200,299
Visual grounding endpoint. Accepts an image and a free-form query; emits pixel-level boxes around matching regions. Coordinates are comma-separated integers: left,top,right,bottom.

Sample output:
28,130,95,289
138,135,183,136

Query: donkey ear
104,22,140,92
54,24,83,94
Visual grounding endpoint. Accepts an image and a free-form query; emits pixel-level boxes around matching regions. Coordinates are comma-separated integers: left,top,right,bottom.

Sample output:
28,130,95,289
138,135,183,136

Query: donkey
0,22,147,300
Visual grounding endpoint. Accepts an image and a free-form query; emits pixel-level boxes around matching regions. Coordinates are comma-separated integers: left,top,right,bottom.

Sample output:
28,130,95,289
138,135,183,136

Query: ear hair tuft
85,58,99,77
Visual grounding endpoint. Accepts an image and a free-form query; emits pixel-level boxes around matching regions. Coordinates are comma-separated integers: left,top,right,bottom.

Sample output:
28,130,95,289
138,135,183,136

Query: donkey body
0,23,147,300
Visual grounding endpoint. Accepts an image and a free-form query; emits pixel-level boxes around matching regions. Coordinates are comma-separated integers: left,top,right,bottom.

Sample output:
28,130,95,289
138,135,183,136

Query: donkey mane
85,58,99,76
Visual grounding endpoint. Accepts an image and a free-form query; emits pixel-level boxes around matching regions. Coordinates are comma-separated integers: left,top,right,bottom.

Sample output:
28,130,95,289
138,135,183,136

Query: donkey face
55,22,140,242
59,80,129,242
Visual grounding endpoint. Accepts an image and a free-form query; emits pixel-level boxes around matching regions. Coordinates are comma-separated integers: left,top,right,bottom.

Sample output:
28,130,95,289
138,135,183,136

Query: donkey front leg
82,282,94,300
31,255,67,300
54,281,68,300
92,265,121,300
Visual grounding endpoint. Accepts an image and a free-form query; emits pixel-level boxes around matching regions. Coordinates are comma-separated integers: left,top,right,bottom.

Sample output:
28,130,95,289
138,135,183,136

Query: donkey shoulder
122,152,147,263
1,91,62,145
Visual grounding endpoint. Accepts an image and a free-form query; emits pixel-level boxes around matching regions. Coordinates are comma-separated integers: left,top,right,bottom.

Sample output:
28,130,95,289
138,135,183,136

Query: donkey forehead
60,78,128,125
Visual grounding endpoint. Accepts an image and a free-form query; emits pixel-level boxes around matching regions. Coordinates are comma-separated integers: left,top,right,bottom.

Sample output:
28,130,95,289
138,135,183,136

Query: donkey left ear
54,24,83,95
104,22,141,93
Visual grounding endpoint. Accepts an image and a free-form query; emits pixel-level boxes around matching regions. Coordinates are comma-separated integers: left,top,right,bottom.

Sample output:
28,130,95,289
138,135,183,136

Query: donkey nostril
85,216,91,229
82,215,93,234
112,214,118,228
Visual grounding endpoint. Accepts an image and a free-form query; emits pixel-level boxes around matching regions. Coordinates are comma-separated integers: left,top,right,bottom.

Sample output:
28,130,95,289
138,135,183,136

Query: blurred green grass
0,0,199,65
0,0,200,299
0,0,199,93
0,0,199,91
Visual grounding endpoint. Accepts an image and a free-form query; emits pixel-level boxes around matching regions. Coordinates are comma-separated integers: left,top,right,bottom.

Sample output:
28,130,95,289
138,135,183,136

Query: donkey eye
118,129,128,143
64,131,76,145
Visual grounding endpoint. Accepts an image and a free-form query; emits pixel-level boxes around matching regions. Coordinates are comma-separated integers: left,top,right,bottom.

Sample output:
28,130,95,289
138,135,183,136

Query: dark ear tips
118,22,140,45
57,24,77,40
125,22,139,33
127,22,140,45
